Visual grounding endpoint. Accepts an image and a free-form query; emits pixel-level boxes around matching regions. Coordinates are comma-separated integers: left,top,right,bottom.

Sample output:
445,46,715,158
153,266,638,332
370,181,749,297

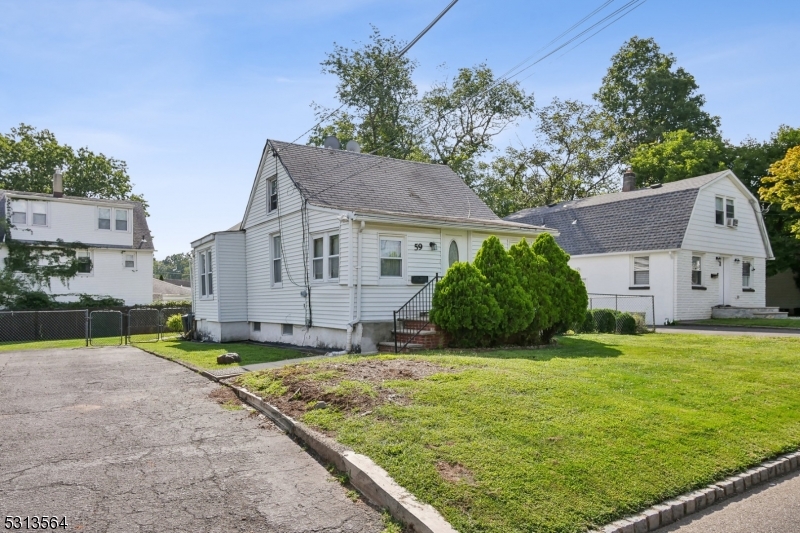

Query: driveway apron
0,346,382,533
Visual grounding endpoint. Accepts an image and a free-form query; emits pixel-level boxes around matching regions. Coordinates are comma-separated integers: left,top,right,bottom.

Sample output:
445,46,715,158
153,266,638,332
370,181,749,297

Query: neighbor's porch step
752,312,790,319
377,342,425,354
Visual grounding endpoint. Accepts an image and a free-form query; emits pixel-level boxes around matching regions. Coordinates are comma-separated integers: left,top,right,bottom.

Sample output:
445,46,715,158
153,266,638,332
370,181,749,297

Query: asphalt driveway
0,346,382,533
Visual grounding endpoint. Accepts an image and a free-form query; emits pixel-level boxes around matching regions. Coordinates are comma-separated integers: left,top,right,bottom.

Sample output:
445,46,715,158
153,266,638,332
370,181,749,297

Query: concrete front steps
377,320,448,353
712,306,789,319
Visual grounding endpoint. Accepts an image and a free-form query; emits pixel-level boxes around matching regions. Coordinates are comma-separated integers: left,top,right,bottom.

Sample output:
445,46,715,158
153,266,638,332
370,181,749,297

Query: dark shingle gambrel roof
504,172,728,256
269,140,500,221
0,190,153,250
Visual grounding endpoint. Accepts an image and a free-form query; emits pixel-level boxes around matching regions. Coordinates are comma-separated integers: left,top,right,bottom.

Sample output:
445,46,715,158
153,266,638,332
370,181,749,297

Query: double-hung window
10,200,27,224
632,256,650,286
312,237,324,280
742,259,752,289
691,256,702,285
329,235,339,279
123,253,136,269
716,196,735,226
76,250,92,274
98,208,111,230
726,199,735,221
116,209,128,231
31,202,47,225
380,238,403,278
199,250,213,297
268,176,278,213
272,235,282,285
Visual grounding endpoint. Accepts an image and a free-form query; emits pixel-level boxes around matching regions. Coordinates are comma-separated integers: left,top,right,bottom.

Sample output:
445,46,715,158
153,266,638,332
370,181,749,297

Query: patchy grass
679,318,800,329
208,387,244,411
133,340,304,370
236,333,800,533
0,339,87,352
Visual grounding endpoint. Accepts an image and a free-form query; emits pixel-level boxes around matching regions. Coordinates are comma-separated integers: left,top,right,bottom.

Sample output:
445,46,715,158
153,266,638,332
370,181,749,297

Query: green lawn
0,339,87,351
679,318,800,329
237,333,800,533
133,339,305,370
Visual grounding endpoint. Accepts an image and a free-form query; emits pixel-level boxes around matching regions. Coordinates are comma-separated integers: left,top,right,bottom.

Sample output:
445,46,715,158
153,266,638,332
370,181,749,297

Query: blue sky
1,0,798,258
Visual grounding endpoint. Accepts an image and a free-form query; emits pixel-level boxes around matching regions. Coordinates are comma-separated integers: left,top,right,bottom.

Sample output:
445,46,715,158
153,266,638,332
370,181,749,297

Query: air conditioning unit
726,218,739,227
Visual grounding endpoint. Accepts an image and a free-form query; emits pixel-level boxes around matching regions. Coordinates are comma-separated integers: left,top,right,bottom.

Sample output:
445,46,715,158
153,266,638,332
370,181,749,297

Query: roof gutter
347,211,558,236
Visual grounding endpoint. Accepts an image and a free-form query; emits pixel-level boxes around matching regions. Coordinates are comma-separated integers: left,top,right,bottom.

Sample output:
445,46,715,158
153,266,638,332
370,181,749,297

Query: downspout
332,215,363,355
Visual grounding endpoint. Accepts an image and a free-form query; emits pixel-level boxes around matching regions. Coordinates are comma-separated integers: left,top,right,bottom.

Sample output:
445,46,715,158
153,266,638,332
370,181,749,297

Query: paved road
0,346,381,533
657,325,800,337
662,470,800,533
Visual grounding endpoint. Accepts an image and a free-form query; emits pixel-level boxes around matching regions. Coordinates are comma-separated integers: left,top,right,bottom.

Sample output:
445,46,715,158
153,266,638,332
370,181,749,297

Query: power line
283,0,461,149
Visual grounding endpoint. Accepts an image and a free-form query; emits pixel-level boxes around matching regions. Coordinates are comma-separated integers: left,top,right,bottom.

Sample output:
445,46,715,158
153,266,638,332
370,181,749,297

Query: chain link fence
580,294,656,334
0,307,193,348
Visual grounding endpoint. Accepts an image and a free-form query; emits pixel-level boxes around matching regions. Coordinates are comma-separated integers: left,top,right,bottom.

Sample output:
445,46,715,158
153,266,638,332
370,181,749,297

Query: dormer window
31,202,47,225
98,208,111,230
10,200,27,224
116,209,128,231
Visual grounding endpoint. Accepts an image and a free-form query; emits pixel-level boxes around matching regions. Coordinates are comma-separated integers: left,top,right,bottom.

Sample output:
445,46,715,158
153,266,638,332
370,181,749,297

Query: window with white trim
123,253,136,269
632,256,650,286
199,251,207,295
691,256,702,286
742,259,752,288
198,250,213,297
268,175,278,213
98,207,111,230
726,198,735,221
715,196,735,226
329,234,339,279
10,200,27,224
380,238,403,278
31,202,47,226
115,209,128,231
272,234,282,285
76,250,92,274
312,237,324,280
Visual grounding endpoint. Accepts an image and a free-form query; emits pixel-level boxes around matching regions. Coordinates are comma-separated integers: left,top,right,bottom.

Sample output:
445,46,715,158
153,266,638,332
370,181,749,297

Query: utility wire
282,0,461,150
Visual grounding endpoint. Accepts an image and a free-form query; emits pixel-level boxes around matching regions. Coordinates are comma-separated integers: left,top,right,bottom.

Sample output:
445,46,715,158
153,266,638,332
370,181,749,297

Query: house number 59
414,243,424,250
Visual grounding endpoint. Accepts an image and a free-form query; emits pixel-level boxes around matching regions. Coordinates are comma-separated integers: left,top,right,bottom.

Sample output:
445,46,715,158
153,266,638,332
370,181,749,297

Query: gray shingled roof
504,172,728,256
0,190,153,250
270,140,500,222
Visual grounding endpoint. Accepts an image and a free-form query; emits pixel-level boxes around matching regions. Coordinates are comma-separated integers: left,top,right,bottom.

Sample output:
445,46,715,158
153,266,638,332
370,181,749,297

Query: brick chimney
53,169,64,198
622,169,636,192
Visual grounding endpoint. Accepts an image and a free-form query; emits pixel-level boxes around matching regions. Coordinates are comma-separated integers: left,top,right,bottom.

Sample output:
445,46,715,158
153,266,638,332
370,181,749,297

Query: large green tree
595,37,720,155
474,98,621,216
153,253,193,280
761,146,800,240
0,124,148,211
629,129,727,187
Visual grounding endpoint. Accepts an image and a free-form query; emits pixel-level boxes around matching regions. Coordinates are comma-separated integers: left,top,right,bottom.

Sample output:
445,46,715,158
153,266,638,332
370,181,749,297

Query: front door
442,232,468,274
718,256,728,306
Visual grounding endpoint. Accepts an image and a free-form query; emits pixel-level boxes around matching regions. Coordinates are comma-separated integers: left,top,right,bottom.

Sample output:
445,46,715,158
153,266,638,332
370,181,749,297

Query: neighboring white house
505,170,775,324
190,140,552,350
0,186,154,306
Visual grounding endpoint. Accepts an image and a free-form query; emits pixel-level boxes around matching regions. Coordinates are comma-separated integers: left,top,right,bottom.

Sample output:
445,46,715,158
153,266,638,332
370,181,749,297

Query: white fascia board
346,211,556,236
569,248,680,259
3,192,136,208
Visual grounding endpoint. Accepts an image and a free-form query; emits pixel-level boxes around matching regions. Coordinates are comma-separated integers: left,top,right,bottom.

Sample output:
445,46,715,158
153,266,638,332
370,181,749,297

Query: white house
505,170,776,324
0,184,154,306
190,140,551,351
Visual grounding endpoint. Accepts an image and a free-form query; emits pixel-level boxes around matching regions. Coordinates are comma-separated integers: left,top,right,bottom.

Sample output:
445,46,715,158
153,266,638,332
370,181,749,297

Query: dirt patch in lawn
436,461,476,485
235,358,452,420
208,386,243,410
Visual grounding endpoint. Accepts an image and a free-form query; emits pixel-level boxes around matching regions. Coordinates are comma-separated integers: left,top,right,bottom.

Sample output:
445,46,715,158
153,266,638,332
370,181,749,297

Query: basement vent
282,323,293,336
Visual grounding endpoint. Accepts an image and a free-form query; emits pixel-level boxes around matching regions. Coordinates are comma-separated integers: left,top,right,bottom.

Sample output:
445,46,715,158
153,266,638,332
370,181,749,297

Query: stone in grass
311,401,328,410
216,352,241,364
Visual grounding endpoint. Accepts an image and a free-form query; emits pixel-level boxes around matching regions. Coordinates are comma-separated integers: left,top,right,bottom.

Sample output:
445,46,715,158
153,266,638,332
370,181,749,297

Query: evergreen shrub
615,312,637,335
165,313,184,333
508,238,554,344
430,262,501,347
580,310,595,333
591,309,617,333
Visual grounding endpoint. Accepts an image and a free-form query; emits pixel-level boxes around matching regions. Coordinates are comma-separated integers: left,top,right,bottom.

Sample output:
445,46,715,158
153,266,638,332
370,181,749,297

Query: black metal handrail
393,274,440,353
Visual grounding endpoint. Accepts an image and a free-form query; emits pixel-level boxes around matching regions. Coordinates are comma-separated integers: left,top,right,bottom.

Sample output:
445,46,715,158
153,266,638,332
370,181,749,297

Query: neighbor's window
98,207,111,230
272,235,282,284
715,197,724,225
633,256,650,286
199,251,207,296
115,209,128,231
76,250,92,274
198,250,213,296
312,237,324,280
205,251,213,295
268,176,278,212
282,323,293,336
742,259,752,288
380,238,403,277
726,198,735,221
329,234,339,279
691,256,702,285
10,200,27,224
31,201,47,226
123,253,136,269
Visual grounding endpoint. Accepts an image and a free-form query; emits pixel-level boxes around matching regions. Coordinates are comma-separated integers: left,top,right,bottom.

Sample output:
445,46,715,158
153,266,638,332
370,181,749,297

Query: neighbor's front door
442,232,468,274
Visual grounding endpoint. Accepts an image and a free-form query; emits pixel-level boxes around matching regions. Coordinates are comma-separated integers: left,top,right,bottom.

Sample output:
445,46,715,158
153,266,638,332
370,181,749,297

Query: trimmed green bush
165,313,184,333
532,233,588,343
474,236,534,344
508,238,554,344
430,262,501,347
615,312,638,335
580,310,595,333
591,309,617,333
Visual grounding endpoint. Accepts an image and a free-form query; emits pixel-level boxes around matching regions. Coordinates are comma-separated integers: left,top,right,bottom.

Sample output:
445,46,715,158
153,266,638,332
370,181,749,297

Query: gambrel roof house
506,170,778,324
190,140,552,351
1,185,154,306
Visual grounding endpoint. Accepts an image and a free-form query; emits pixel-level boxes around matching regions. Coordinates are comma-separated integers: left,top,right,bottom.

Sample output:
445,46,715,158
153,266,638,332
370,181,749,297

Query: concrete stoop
711,306,789,319
596,450,800,533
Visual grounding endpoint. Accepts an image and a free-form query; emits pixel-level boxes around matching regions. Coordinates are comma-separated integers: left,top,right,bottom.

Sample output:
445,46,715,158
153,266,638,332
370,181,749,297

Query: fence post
615,295,618,313
85,310,89,346
651,296,656,332
393,310,398,354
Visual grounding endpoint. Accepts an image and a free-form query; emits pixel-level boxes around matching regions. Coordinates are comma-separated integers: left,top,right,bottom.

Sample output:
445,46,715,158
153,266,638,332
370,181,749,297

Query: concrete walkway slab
0,346,381,533
657,326,800,337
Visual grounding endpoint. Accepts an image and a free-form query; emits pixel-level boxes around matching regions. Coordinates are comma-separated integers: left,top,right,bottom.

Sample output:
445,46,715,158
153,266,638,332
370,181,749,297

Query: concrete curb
231,386,458,533
595,450,800,533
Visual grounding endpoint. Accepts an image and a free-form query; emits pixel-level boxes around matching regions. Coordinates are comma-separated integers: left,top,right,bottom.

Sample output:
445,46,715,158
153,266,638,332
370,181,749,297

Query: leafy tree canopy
474,98,621,216
595,36,720,153
153,253,192,280
761,145,800,239
0,124,148,212
629,129,727,187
